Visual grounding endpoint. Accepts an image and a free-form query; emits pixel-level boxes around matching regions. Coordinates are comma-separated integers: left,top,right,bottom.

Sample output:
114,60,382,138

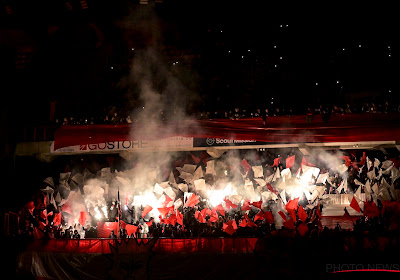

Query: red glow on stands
25,238,259,254
54,113,400,150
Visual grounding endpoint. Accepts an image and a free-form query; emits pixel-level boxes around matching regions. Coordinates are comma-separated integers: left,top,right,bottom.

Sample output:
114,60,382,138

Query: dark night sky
1,1,399,125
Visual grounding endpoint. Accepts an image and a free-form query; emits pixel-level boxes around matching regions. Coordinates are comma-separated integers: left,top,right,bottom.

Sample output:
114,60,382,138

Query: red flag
272,157,282,167
125,224,138,236
297,222,309,236
297,205,308,222
185,194,200,208
120,220,127,229
223,197,238,209
213,204,225,216
145,219,154,227
38,220,47,230
340,155,352,167
244,214,257,227
231,219,238,230
40,209,48,221
162,195,173,207
176,210,183,226
160,217,170,225
250,200,262,209
264,211,274,224
191,153,201,164
168,214,177,226
61,203,73,215
241,159,252,174
42,192,47,208
142,205,153,218
195,211,206,223
53,211,62,226
283,218,295,229
286,197,299,211
242,199,252,211
158,206,174,218
223,220,237,235
350,196,361,213
286,155,295,169
287,209,296,221
254,210,265,222
359,152,366,166
209,210,218,222
239,218,247,227
278,211,287,222
78,211,87,226
266,183,276,194
200,151,210,163
200,208,208,218
25,201,35,216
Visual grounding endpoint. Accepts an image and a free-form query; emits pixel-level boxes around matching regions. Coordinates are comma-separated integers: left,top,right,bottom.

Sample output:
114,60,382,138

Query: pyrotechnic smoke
310,149,349,179
83,179,108,222
99,4,203,221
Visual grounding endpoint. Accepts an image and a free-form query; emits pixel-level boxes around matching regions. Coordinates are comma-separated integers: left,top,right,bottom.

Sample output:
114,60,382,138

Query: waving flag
286,155,295,169
79,211,87,226
190,153,201,164
283,218,295,229
176,210,184,226
285,197,299,211
250,200,262,209
359,152,366,166
350,196,361,213
142,205,153,218
224,197,238,209
254,210,265,222
241,159,252,174
223,220,238,235
297,205,308,222
241,199,252,211
185,194,200,208
213,204,225,216
158,206,174,218
195,211,206,223
53,211,62,226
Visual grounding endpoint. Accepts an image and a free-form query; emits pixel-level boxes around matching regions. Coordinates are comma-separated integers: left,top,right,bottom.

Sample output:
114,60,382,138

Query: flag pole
118,186,121,238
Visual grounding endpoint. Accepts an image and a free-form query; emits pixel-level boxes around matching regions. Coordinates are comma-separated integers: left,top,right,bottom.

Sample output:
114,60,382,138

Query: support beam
396,141,400,152
298,144,311,156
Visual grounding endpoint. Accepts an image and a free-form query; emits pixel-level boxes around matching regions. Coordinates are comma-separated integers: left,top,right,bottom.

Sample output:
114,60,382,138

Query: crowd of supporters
11,147,400,244
53,100,400,127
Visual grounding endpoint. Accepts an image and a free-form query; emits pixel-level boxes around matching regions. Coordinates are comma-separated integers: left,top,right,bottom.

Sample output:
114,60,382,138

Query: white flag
367,170,375,180
252,166,264,178
316,173,329,184
194,179,206,191
374,158,380,168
